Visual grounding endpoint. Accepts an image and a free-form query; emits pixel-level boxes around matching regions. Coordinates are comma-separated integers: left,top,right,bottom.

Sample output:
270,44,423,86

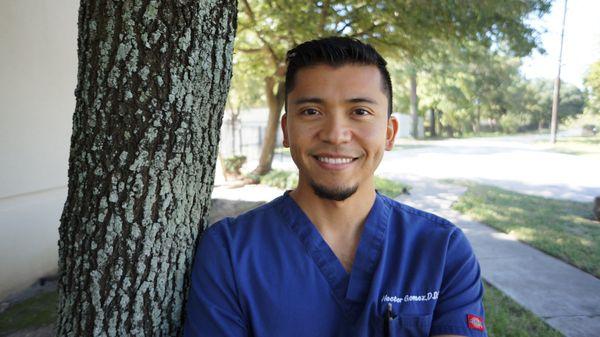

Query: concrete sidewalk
395,177,600,337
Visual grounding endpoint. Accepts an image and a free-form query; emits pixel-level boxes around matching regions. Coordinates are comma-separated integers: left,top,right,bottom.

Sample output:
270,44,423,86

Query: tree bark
252,76,284,176
57,1,237,336
409,66,419,138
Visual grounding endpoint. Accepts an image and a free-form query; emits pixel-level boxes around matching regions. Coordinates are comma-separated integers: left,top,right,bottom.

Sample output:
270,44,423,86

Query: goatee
310,181,358,201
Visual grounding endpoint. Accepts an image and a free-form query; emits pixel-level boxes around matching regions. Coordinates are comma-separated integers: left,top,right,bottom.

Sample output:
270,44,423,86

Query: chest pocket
389,314,432,337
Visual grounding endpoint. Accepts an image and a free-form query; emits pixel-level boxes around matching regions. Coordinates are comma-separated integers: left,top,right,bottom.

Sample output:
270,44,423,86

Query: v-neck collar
279,190,392,317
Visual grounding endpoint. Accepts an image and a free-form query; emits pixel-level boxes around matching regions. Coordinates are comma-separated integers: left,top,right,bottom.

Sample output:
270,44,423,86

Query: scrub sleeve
184,221,247,337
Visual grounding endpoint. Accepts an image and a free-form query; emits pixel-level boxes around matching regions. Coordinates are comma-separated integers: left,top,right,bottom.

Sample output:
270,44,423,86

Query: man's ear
281,113,289,148
385,115,399,150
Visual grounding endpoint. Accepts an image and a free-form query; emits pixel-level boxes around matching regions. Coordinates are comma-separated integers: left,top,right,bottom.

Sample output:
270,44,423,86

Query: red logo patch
467,314,485,331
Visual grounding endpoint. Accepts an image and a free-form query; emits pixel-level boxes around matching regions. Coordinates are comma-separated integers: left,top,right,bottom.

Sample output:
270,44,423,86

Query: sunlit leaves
583,60,600,114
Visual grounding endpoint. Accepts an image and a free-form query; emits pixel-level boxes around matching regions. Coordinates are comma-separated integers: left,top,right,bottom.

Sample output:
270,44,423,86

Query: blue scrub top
184,191,487,337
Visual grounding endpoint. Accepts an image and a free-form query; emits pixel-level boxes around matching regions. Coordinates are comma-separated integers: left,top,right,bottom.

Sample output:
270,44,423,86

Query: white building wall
393,113,424,138
0,0,78,299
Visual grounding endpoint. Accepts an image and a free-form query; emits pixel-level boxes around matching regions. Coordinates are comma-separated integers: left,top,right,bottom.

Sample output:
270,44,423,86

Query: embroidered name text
380,291,439,304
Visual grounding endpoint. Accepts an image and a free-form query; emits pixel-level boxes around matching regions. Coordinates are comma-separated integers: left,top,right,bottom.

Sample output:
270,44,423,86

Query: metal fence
219,118,283,162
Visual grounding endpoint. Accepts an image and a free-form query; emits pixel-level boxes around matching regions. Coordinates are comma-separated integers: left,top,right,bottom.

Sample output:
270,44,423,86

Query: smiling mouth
314,156,359,164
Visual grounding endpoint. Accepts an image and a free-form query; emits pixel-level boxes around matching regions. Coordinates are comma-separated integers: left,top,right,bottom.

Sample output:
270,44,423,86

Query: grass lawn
452,181,600,278
373,176,410,198
392,138,436,150
538,134,600,156
483,281,563,337
0,282,563,337
392,130,551,151
0,290,57,335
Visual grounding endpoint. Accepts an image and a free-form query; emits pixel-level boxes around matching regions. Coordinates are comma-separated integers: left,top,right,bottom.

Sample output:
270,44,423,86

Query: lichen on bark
57,0,237,336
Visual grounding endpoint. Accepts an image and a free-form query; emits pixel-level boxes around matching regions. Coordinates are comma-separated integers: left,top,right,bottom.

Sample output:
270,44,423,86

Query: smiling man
184,37,487,337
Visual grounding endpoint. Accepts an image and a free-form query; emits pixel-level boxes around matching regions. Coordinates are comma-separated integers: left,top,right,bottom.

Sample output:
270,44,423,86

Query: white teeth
317,157,354,164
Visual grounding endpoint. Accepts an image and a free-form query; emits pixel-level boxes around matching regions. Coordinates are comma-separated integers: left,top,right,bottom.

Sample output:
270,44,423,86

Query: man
184,37,487,337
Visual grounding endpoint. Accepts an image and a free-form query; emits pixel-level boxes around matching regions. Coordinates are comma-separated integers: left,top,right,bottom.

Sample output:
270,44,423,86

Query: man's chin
309,182,358,201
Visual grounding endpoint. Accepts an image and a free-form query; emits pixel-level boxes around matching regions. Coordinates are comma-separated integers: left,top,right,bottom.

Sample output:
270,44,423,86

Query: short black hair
284,36,393,117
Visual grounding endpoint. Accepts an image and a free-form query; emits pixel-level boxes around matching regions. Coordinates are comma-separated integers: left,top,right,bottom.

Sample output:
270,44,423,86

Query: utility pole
550,0,568,143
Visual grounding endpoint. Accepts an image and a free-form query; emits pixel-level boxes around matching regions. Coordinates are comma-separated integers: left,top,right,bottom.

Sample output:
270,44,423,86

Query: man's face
282,64,398,201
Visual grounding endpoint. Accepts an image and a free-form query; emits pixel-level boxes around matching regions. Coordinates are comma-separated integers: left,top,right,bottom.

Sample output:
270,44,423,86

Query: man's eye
354,108,370,116
302,108,319,116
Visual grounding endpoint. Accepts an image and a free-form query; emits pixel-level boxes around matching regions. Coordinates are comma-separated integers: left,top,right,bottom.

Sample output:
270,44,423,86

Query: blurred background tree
583,59,600,115
561,58,600,132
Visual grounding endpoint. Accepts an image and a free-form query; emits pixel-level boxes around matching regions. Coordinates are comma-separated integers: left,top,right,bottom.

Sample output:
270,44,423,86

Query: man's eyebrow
291,97,325,105
291,97,379,105
346,97,378,105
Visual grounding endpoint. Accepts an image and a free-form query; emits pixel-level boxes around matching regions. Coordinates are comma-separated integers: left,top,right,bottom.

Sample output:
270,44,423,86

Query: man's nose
319,115,351,144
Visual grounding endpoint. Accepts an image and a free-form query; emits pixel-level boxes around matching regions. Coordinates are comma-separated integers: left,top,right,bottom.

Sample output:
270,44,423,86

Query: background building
0,0,78,299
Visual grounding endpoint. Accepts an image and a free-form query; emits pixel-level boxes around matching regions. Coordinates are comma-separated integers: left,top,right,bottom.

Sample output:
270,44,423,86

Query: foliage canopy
230,0,552,109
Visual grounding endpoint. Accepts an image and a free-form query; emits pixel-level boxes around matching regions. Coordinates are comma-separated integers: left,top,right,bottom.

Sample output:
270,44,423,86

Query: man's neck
289,182,376,237
289,181,376,272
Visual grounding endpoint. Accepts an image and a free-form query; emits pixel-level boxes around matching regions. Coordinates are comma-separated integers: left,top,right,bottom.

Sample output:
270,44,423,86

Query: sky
520,0,600,88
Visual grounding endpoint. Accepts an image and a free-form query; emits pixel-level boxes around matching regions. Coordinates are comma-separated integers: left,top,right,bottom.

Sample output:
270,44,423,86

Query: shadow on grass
451,180,600,278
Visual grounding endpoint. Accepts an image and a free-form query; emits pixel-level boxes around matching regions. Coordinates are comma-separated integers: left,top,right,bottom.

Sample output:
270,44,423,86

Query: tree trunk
227,97,237,156
409,66,419,139
429,108,436,137
57,1,237,336
437,109,443,137
252,76,284,175
474,103,481,134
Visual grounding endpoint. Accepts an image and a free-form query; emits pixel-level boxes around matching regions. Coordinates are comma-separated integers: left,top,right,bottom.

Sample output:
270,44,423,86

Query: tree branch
241,0,256,22
349,23,382,38
333,3,370,35
319,0,330,35
237,47,264,53
241,0,280,64
336,20,352,34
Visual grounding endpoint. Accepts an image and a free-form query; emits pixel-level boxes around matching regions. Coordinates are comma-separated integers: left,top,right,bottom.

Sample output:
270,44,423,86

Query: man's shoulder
378,193,458,234
379,193,471,256
206,194,287,236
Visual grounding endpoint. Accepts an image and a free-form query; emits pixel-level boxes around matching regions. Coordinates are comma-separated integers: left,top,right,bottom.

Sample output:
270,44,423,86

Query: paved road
260,133,600,202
